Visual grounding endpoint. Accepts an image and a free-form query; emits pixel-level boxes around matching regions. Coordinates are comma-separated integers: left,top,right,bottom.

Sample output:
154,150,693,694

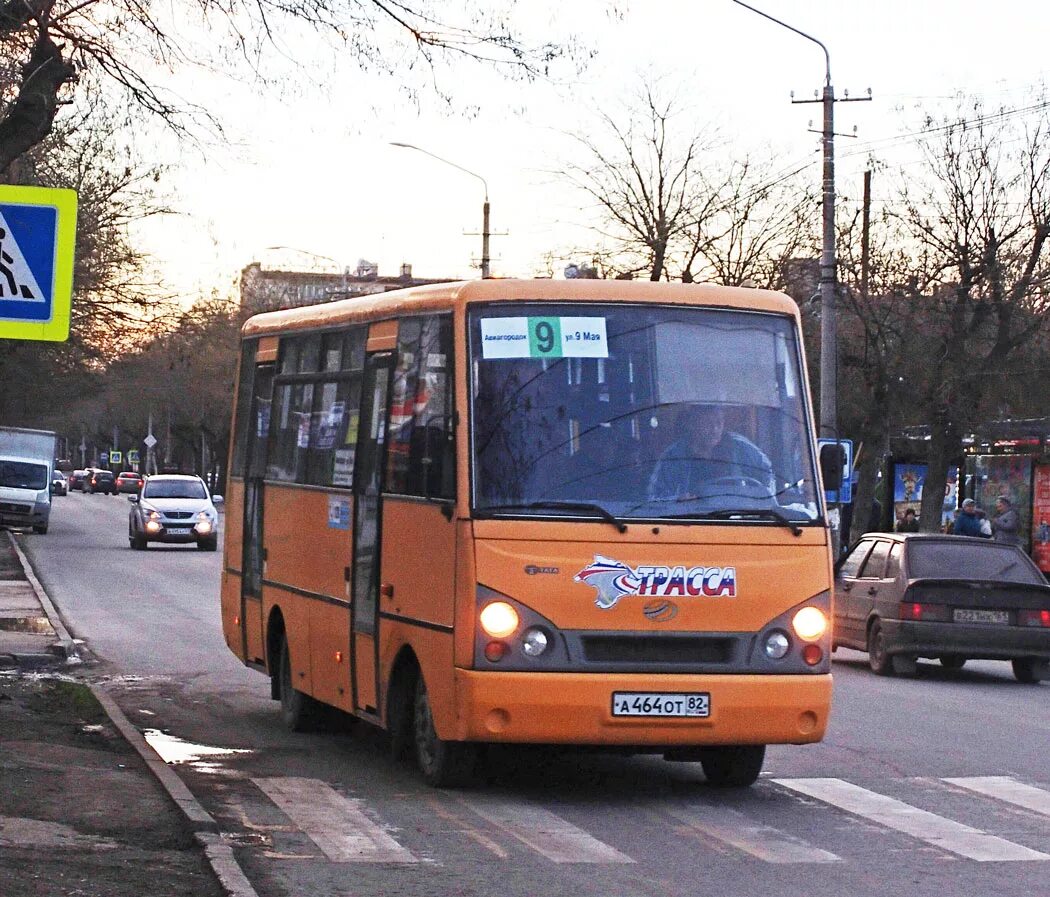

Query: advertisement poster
1031,465,1050,572
892,463,959,531
975,454,1033,550
892,463,925,528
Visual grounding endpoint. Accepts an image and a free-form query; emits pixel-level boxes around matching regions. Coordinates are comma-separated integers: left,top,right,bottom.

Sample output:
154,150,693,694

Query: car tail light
899,601,949,622
1018,609,1050,628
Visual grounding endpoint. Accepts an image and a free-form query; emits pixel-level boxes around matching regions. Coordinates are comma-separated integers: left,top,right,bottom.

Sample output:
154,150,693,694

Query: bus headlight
763,630,791,659
792,606,827,641
521,627,550,657
480,601,519,638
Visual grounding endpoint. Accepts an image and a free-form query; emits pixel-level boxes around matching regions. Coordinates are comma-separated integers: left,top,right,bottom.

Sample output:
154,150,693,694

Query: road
22,490,1050,897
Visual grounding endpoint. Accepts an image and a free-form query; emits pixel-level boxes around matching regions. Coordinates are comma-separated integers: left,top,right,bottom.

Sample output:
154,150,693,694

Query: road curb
5,530,80,663
89,684,262,897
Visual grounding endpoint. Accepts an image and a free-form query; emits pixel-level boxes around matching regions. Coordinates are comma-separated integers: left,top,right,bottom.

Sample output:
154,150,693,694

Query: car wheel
277,636,322,731
197,535,218,552
32,524,47,535
939,655,966,670
1012,658,1049,684
413,675,478,788
867,619,894,676
130,532,147,550
699,745,766,787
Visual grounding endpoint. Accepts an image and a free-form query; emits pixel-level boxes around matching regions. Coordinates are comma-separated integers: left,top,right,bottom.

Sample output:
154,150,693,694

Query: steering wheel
685,476,769,498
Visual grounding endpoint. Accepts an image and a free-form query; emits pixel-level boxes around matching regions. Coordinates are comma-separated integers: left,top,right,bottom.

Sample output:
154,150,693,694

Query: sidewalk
0,530,238,897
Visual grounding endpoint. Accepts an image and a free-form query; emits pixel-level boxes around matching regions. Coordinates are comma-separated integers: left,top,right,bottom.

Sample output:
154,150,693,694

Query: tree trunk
920,413,959,532
0,29,76,174
852,427,888,537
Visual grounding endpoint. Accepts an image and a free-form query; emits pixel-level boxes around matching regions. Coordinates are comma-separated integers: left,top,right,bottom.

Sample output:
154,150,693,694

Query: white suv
128,474,222,551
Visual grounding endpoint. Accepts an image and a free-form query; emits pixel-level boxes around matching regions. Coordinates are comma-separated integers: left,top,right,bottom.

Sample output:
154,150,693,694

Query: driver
647,403,772,502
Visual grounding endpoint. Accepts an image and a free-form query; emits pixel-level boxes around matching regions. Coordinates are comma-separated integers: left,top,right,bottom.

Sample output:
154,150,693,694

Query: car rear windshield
143,480,207,500
908,541,1045,584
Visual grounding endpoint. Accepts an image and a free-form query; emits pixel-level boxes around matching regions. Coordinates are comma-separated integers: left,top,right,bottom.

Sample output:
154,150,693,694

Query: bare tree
562,81,718,281
0,1,593,172
891,98,1050,530
680,155,815,287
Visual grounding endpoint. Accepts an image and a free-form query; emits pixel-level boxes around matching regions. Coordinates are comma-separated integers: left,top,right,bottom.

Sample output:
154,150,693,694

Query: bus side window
386,314,454,500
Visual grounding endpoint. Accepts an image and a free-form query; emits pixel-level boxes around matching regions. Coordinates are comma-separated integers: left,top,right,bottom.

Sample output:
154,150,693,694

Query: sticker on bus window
327,496,351,530
480,317,609,359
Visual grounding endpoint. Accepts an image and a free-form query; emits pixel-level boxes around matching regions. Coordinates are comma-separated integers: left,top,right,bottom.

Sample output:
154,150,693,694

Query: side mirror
212,495,224,505
128,495,138,503
819,443,846,490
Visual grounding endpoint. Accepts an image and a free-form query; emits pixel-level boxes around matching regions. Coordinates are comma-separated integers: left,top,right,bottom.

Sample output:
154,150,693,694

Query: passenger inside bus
646,403,773,503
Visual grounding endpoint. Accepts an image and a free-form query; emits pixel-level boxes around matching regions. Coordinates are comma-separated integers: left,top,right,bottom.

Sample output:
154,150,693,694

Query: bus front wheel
413,676,478,788
698,745,765,787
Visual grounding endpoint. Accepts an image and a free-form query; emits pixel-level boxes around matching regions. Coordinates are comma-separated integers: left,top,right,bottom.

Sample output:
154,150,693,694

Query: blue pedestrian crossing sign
0,185,77,342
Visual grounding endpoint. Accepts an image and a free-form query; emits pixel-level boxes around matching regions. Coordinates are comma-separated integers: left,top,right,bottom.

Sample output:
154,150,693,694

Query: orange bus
220,279,833,787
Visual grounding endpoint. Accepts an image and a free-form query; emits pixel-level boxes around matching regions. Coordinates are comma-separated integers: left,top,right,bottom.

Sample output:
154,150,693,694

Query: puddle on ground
0,616,54,634
143,729,252,773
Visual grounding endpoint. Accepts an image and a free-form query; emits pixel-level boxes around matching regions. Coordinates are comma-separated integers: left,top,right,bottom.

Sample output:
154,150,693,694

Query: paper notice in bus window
333,448,355,486
481,316,608,359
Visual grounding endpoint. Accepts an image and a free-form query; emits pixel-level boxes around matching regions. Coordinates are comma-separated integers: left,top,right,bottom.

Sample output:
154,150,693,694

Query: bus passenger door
242,362,274,663
351,351,393,714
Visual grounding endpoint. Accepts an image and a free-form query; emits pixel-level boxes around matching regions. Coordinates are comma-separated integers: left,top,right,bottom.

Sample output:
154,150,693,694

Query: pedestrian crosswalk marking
253,777,417,863
774,777,1050,862
458,795,634,863
944,776,1050,818
662,802,841,864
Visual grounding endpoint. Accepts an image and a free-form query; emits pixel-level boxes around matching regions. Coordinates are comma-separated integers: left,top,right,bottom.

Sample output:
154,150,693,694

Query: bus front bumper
453,670,831,746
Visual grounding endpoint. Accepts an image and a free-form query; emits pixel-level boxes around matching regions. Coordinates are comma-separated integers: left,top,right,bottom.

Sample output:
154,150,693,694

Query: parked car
834,533,1050,683
128,474,222,551
51,470,68,496
87,469,117,495
68,469,89,491
115,471,144,494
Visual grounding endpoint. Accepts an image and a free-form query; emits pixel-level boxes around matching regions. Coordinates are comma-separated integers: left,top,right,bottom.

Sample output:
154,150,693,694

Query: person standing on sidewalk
990,495,1023,546
954,498,990,538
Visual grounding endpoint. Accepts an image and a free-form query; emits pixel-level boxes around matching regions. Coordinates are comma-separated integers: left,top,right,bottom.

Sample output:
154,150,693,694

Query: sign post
0,185,77,342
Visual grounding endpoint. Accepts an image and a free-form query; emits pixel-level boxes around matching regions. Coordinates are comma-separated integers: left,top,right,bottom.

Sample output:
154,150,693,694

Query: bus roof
240,278,801,338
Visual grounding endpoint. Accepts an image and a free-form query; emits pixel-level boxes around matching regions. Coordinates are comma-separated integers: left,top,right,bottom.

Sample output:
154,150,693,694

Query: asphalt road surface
22,490,1050,897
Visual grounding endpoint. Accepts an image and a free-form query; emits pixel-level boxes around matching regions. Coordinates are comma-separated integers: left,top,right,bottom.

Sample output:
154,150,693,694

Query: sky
126,1,1050,303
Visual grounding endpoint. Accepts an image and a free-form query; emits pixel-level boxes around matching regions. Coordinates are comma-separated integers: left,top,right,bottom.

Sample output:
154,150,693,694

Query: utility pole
731,0,870,557
861,170,872,302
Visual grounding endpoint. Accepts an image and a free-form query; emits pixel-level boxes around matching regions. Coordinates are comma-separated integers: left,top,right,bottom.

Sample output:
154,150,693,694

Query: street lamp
264,245,349,295
730,0,838,441
390,142,491,278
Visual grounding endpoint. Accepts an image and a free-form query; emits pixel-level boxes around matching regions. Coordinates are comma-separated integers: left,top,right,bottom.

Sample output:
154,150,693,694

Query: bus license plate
167,527,191,535
953,608,1009,625
611,692,710,718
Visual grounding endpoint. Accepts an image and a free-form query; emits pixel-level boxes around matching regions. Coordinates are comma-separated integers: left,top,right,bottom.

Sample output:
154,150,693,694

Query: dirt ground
0,674,223,897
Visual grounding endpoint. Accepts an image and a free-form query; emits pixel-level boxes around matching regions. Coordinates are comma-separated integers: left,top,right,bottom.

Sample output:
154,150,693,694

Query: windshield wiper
661,508,804,536
479,501,627,533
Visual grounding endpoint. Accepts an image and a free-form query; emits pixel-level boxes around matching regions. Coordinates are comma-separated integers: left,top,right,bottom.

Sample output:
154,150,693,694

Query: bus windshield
470,303,820,523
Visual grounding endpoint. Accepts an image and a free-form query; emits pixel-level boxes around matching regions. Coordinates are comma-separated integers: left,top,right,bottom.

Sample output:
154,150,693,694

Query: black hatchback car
835,533,1050,683
87,469,117,495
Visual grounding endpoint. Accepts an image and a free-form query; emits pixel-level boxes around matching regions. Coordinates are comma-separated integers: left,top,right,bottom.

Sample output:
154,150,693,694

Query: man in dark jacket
954,498,989,538
991,495,1022,546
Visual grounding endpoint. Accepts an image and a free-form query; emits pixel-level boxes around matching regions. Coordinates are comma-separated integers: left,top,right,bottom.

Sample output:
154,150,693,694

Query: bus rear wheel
699,745,765,787
413,676,478,788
